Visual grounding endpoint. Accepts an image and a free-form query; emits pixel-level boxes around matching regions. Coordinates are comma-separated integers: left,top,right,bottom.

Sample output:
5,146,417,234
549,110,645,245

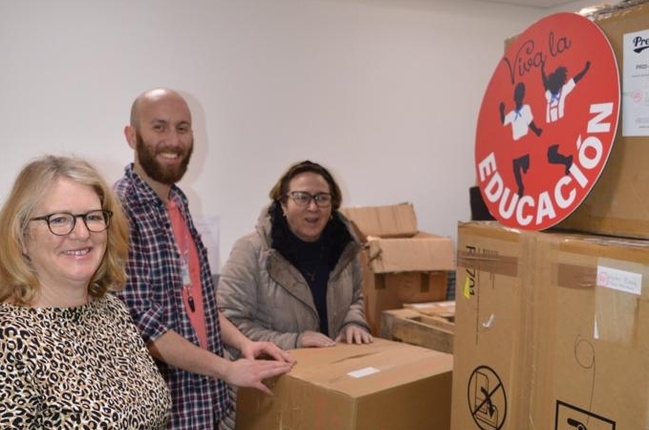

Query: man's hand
223,358,293,395
241,340,297,365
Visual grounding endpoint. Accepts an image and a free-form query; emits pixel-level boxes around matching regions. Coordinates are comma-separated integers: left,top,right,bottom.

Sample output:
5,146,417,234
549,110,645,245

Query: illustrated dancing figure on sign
499,82,542,197
542,60,591,123
541,61,591,176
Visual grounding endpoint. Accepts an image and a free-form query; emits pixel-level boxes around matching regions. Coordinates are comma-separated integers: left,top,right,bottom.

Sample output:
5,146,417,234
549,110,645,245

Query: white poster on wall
194,215,220,275
622,28,649,137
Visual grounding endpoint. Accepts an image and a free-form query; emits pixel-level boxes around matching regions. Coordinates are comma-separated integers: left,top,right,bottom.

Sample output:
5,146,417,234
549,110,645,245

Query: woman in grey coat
217,160,372,352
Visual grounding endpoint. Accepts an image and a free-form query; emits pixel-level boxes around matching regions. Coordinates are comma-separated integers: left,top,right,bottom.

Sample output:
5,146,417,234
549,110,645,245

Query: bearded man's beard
136,131,193,185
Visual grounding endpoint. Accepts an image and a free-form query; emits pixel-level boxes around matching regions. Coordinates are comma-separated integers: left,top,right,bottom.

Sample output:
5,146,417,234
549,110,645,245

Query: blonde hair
0,155,130,305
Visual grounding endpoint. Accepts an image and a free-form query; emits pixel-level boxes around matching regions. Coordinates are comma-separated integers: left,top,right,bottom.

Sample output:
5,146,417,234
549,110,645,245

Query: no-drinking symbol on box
468,366,507,430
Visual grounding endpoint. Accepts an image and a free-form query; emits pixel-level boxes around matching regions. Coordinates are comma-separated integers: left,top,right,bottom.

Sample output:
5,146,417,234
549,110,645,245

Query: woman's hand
335,325,373,345
297,330,336,348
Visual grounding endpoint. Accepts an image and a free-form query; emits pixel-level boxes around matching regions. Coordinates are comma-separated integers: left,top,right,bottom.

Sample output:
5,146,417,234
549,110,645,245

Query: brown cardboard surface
367,232,455,273
360,251,401,336
339,203,418,238
361,256,450,335
452,221,649,429
386,271,448,303
530,229,649,429
340,203,455,335
452,221,531,430
236,338,453,430
556,3,649,239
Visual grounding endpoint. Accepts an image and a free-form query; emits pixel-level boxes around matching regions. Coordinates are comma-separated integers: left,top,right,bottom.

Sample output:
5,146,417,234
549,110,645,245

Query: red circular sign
475,13,620,230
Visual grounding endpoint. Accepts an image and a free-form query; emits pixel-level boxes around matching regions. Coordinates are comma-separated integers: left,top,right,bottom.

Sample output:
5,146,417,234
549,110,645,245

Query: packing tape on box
456,250,518,277
556,263,597,290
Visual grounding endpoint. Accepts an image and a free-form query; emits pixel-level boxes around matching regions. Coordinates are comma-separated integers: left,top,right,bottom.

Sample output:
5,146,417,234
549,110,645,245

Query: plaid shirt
114,164,230,429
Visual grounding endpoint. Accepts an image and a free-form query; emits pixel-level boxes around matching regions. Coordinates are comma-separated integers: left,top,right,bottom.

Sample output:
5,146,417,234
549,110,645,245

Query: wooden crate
403,300,455,318
379,302,455,354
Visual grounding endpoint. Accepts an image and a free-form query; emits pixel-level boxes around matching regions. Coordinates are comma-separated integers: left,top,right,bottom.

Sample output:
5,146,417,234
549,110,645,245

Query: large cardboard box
365,232,454,273
340,204,454,268
339,202,418,238
452,221,649,429
452,221,530,430
340,203,455,335
556,3,649,239
531,223,649,428
236,338,453,430
386,271,449,303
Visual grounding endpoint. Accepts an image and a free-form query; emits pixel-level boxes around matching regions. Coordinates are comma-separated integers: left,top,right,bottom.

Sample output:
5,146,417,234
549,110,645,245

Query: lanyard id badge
181,256,196,313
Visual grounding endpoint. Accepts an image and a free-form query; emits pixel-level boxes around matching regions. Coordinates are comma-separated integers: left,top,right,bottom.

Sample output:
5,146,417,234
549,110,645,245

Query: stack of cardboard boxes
452,4,649,429
453,223,649,429
339,202,456,335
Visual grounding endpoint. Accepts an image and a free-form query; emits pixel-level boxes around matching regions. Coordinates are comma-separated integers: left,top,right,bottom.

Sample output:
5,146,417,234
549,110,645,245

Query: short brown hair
269,160,343,210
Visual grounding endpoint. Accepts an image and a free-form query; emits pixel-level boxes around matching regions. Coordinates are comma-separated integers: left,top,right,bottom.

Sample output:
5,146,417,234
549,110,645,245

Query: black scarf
269,202,352,335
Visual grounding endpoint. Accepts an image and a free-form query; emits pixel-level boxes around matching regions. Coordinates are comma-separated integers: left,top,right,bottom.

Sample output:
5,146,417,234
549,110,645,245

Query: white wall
0,0,589,271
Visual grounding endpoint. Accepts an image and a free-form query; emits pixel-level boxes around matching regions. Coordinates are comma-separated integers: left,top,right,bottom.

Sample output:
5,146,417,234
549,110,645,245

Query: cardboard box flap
289,340,452,398
367,232,455,273
237,338,453,430
339,203,418,238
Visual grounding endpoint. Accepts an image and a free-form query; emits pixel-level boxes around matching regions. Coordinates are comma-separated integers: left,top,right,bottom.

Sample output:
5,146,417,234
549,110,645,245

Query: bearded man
114,88,295,430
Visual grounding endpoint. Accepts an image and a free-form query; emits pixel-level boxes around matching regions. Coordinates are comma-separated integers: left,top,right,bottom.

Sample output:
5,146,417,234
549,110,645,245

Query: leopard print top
0,293,171,429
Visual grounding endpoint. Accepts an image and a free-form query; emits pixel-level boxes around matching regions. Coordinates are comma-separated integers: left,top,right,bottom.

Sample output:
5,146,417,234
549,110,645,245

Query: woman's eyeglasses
286,191,332,208
30,210,113,236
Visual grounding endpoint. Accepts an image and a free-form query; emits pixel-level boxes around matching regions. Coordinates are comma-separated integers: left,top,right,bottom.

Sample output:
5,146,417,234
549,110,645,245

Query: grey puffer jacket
216,205,369,352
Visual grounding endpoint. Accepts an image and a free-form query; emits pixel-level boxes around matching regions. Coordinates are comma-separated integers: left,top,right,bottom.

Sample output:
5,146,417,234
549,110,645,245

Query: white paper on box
348,367,380,378
622,28,649,137
596,265,642,295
